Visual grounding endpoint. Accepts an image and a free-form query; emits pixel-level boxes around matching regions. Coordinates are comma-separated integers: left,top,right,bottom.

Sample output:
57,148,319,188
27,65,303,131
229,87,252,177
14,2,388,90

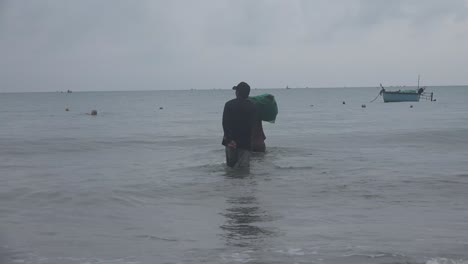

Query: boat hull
382,92,420,102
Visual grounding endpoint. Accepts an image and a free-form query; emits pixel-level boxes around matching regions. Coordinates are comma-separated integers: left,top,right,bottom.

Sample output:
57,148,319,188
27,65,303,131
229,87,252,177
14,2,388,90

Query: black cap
232,81,250,98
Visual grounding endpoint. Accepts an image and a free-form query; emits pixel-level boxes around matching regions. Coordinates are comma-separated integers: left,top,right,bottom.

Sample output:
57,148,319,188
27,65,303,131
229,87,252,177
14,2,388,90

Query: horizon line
1,84,467,94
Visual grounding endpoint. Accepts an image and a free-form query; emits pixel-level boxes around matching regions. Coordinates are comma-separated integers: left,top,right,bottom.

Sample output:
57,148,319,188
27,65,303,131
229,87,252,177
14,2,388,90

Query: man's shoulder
225,98,237,105
224,99,237,110
225,98,255,110
245,99,256,109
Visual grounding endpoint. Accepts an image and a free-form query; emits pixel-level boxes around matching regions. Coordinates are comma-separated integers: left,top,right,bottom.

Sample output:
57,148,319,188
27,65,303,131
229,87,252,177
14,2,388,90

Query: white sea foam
426,258,468,264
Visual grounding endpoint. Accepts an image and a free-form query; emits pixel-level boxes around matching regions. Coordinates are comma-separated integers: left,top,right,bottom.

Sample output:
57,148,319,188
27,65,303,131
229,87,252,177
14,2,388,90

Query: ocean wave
0,136,214,156
8,256,141,264
341,251,407,258
134,235,178,242
426,258,468,264
220,251,254,263
273,165,316,170
1,246,142,264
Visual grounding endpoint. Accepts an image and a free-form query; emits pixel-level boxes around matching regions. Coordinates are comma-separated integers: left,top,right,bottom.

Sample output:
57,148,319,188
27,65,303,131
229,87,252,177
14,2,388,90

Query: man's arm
248,103,258,146
222,103,234,143
250,103,259,130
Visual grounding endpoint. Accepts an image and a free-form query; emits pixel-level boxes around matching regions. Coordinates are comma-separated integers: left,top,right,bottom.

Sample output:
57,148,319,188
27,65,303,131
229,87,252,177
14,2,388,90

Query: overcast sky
1,0,467,92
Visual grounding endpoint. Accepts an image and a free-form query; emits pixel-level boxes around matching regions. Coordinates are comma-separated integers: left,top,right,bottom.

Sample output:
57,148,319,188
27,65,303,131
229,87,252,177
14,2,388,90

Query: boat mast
417,74,420,89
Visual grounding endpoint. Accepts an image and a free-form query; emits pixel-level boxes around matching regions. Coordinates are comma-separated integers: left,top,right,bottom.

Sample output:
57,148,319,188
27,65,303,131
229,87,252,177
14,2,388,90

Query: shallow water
1,87,468,264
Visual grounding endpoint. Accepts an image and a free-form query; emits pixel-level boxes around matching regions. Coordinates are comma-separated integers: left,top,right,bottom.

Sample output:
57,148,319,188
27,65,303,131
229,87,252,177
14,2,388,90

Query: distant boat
378,76,433,102
381,87,424,102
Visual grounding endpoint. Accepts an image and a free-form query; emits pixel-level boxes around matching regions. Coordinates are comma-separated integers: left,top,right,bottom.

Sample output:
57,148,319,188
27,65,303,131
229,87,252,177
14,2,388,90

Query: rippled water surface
1,87,468,264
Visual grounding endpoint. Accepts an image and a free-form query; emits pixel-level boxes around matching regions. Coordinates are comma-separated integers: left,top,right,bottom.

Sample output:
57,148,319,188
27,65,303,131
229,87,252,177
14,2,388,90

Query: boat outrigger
376,76,434,103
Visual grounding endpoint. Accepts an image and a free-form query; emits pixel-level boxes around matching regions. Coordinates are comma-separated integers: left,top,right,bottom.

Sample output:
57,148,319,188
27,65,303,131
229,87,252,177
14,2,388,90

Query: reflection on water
220,171,275,248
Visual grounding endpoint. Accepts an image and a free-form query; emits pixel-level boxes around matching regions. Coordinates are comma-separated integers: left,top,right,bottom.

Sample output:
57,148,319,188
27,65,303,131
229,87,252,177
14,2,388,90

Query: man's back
222,98,257,150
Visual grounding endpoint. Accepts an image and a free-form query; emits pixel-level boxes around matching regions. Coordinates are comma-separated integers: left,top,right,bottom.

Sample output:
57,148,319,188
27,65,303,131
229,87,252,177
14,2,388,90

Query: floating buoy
90,110,97,116
361,104,366,108
65,108,69,111
410,105,413,108
159,107,163,110
342,101,346,105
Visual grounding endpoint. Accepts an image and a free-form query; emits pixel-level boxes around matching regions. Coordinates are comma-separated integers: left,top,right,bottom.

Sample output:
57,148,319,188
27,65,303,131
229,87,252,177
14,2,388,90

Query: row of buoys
343,101,366,108
65,107,165,115
310,102,416,108
67,102,417,116
65,108,98,115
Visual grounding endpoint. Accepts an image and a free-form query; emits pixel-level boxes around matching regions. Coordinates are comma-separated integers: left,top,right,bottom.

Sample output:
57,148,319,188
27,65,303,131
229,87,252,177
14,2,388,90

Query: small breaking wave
0,247,141,264
134,234,178,242
426,258,468,264
273,165,316,170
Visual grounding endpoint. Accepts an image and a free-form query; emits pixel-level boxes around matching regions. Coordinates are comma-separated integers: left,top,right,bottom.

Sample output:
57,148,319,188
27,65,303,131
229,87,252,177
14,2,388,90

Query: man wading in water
222,82,257,168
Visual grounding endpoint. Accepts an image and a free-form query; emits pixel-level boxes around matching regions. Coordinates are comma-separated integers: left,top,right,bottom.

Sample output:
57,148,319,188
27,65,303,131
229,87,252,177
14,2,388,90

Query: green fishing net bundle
248,94,278,123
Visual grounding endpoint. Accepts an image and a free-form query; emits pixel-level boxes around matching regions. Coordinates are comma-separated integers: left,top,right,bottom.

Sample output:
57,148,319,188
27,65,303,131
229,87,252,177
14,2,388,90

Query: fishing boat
381,87,424,102
378,76,434,103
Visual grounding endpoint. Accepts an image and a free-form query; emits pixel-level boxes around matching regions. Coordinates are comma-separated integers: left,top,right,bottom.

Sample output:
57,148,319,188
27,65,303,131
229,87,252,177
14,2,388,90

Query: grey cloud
299,0,468,41
354,0,468,28
0,0,467,92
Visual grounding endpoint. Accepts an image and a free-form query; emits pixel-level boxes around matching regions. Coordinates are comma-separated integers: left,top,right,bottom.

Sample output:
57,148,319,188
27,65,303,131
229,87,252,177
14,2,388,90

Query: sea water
1,87,468,264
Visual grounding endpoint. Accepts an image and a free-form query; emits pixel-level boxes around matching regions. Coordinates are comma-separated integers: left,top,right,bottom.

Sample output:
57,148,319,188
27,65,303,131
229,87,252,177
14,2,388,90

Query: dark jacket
222,98,257,150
